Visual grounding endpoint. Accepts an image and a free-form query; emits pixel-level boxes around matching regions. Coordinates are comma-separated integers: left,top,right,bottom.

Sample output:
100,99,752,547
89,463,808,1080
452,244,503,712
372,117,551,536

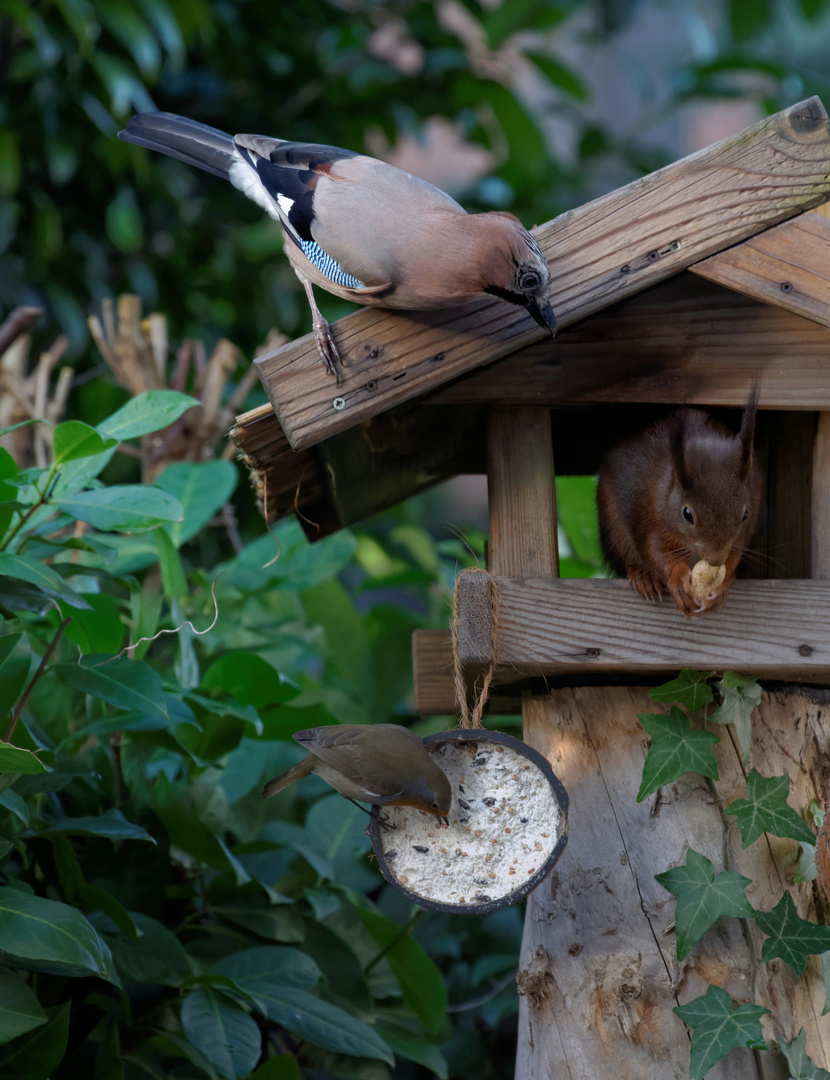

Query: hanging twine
451,567,499,729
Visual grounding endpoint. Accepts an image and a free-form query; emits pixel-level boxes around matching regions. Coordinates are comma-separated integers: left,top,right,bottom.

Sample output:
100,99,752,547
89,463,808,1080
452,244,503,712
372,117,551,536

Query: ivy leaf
755,892,830,977
649,670,713,713
673,983,768,1079
779,1026,830,1079
655,849,753,960
725,770,815,848
795,843,817,883
708,672,762,762
636,707,719,802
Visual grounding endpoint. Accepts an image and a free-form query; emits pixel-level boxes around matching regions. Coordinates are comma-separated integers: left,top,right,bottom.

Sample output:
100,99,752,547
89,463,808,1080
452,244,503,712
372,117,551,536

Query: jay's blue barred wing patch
297,239,365,290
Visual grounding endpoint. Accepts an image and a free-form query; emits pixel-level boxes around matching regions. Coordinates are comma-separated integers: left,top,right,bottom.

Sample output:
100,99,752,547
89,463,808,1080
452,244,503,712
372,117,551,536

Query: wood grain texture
516,687,830,1080
258,97,830,450
429,273,830,409
691,211,830,327
412,630,455,715
455,576,830,681
486,409,558,578
813,412,830,579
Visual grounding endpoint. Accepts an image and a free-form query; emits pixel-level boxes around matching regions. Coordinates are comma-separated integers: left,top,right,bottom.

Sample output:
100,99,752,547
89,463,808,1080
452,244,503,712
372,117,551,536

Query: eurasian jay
118,112,556,376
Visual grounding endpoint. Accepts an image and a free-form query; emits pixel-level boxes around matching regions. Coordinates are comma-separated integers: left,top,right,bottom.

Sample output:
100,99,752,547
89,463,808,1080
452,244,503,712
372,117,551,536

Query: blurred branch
88,294,275,481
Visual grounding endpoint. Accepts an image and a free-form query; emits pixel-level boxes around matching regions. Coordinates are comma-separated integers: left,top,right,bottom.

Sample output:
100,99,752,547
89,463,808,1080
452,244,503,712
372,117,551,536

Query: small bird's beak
524,296,557,336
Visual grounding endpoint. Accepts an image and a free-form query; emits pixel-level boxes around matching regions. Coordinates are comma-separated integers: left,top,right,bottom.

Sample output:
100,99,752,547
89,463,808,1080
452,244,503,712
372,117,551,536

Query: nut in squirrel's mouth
690,559,726,601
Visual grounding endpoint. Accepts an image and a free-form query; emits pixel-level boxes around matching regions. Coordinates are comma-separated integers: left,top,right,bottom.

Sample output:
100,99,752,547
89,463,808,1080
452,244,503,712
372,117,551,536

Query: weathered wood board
455,576,830,682
257,97,830,450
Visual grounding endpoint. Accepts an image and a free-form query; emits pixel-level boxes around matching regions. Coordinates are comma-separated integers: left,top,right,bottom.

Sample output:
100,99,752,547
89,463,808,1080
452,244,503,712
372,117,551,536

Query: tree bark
516,685,830,1079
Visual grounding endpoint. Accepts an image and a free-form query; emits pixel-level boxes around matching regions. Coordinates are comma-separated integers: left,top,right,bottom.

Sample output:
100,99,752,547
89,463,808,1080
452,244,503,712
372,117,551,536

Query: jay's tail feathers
261,756,315,800
118,112,237,181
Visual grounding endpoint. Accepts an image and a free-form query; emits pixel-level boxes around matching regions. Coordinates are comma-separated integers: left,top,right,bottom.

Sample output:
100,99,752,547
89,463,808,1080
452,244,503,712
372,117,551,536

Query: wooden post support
515,687,830,1079
486,408,558,579
813,412,830,578
258,97,830,451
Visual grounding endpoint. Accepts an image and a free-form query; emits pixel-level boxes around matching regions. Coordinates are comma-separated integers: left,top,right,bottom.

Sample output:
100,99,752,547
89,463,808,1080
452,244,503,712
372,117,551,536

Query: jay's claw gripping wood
118,111,556,376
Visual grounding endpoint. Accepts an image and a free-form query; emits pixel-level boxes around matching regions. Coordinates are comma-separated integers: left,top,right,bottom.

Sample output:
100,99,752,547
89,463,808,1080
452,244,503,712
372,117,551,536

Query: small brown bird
262,724,452,825
118,112,556,376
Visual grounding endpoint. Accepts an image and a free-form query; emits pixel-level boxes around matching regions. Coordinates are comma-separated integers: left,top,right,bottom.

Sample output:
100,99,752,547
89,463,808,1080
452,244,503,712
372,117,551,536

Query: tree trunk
516,685,830,1079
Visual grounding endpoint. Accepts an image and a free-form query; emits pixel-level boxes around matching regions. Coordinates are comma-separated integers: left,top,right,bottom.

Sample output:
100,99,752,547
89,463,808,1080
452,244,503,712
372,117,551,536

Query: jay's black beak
525,296,557,336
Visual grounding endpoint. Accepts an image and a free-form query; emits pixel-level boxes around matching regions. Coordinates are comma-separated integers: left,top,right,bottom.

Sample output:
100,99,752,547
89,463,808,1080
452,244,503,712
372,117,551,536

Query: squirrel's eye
519,270,540,291
683,506,695,525
742,508,748,521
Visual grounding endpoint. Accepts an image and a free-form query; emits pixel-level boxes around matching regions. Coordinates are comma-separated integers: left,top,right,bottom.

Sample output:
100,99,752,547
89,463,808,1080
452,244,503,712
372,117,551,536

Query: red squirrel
596,394,762,617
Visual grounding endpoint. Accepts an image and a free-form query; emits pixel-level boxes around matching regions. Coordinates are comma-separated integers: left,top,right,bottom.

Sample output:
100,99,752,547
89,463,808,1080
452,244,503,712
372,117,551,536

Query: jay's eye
519,270,541,291
742,507,748,521
683,505,695,525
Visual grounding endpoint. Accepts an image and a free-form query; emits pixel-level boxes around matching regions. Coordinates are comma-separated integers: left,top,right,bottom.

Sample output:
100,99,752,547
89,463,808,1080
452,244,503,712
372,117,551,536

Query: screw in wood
332,397,346,410
780,281,794,293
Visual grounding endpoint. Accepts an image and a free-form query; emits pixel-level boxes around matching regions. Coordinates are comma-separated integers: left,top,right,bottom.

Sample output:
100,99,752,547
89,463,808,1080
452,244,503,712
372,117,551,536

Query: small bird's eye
742,507,748,521
519,270,541,291
431,801,438,809
683,505,695,525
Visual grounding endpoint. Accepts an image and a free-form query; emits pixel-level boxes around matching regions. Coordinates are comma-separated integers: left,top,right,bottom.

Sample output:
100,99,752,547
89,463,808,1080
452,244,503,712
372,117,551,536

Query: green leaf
655,849,753,960
0,971,46,1044
356,905,447,1033
0,1000,70,1080
0,745,47,775
708,672,762,762
374,1007,448,1078
153,526,188,600
54,485,183,531
60,592,124,656
97,390,200,440
636,707,719,801
649,670,713,712
0,553,91,611
525,51,588,100
180,986,261,1080
730,0,772,41
201,652,297,713
0,789,29,826
156,460,238,547
35,807,155,844
755,892,830,977
212,945,321,993
52,421,117,465
725,769,815,848
674,983,768,1079
0,886,117,981
799,0,826,19
214,947,392,1064
53,657,171,721
107,912,192,986
780,1026,830,1079
0,632,30,720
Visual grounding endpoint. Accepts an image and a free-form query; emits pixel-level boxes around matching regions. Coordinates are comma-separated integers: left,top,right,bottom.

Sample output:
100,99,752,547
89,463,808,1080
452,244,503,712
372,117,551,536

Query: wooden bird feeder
232,98,830,1078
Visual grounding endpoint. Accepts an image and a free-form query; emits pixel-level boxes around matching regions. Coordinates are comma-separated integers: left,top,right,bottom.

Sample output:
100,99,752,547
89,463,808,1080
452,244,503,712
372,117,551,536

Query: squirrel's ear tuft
669,415,691,490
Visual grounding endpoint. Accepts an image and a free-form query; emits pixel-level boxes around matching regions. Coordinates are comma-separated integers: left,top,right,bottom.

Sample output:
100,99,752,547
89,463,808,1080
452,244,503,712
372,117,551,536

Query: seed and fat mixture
377,738,563,907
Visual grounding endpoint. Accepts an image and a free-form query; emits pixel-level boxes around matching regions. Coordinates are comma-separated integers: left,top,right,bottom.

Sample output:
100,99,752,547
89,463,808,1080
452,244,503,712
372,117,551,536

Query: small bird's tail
118,112,236,180
261,757,315,799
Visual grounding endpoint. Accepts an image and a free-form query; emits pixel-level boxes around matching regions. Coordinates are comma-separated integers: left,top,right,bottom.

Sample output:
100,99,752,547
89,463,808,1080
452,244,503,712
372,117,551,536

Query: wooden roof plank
257,96,830,451
691,210,830,327
429,273,830,408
